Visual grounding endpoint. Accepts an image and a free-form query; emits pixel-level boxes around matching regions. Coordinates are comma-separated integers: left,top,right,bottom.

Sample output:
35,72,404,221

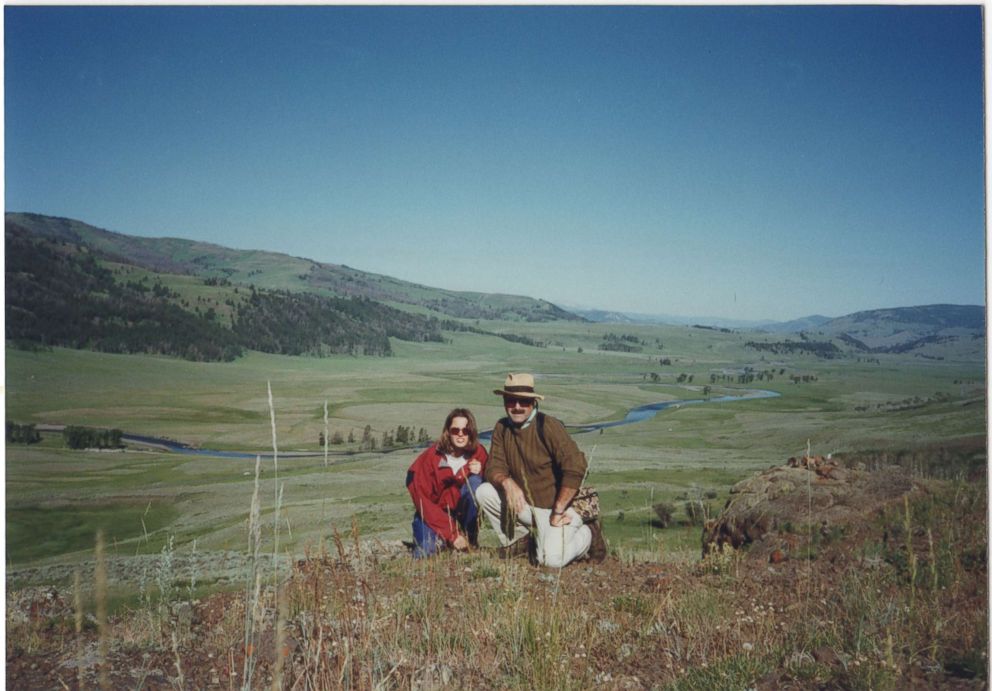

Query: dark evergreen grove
744,340,843,359
231,287,445,357
6,422,41,445
6,229,244,361
62,425,124,449
5,229,445,362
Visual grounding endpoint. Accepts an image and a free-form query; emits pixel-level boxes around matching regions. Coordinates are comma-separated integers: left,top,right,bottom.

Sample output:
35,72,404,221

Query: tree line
6,422,41,444
232,287,444,357
6,231,447,362
63,425,123,449
598,333,644,353
437,321,549,348
320,424,431,450
744,340,842,359
6,231,244,361
6,422,124,449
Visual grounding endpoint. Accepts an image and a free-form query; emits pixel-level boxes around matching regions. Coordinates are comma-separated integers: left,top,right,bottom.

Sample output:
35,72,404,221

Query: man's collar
511,406,539,429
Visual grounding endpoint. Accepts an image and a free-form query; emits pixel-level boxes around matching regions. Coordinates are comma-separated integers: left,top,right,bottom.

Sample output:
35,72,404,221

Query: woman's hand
467,459,482,475
452,534,469,551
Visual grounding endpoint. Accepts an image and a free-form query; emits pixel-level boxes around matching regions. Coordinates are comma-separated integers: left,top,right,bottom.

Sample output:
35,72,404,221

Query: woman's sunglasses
448,426,471,436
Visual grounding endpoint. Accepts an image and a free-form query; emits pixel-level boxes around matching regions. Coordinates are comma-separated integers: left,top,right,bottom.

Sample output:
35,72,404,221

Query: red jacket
406,443,488,543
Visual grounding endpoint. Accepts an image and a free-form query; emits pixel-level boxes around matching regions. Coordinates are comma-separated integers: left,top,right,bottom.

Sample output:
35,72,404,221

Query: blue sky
5,5,985,321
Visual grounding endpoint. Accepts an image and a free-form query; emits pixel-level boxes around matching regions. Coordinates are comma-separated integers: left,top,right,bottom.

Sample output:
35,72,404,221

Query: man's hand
467,459,482,475
549,487,578,527
549,511,573,527
501,478,528,514
452,534,469,551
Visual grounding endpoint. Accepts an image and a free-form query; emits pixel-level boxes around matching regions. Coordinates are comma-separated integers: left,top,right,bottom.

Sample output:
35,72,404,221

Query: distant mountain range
571,305,983,337
567,308,783,330
574,303,984,357
5,212,984,362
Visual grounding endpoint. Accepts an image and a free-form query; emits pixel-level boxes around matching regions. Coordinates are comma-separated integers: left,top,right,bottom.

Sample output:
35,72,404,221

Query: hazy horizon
6,6,986,322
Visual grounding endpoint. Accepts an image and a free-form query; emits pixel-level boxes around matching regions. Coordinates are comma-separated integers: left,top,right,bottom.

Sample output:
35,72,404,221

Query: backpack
533,413,600,521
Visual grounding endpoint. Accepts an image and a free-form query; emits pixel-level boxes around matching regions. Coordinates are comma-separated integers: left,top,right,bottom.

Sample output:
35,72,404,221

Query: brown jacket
485,413,587,508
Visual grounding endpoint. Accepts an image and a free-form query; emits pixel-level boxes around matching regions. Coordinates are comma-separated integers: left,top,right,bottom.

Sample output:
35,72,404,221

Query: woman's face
448,416,470,451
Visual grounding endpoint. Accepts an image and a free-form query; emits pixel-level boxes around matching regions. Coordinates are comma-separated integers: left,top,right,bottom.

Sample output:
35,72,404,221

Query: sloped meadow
6,320,986,687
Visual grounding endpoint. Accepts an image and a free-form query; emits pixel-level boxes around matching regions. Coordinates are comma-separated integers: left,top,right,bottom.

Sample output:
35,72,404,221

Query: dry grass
8,471,984,689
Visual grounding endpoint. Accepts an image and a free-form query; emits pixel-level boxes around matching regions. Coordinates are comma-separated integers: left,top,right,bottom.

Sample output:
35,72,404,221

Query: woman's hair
436,407,479,457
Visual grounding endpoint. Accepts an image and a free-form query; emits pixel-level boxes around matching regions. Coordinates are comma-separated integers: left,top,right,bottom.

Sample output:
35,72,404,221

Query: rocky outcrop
702,456,918,560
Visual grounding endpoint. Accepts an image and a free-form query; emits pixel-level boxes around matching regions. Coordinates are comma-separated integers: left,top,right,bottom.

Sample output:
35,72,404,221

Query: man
477,373,607,567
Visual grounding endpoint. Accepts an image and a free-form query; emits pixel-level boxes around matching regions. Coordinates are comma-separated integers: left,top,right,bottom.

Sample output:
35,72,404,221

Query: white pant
476,482,592,568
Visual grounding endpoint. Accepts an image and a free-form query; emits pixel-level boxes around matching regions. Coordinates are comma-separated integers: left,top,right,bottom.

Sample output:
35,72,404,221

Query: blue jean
412,474,482,559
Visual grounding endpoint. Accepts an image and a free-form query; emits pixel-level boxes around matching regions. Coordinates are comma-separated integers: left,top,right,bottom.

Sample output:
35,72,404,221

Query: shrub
652,502,675,528
684,500,710,526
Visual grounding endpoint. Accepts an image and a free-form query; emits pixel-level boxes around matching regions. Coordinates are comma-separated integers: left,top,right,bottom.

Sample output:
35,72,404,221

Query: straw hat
493,373,544,401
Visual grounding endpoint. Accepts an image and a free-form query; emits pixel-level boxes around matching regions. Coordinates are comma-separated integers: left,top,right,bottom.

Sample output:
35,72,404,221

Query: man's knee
475,481,500,509
538,539,577,568
540,552,569,568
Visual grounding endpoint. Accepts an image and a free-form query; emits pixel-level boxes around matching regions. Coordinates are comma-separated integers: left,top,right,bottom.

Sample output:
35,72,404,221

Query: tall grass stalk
804,439,813,624
323,399,329,468
156,535,175,628
138,501,151,555
95,529,109,691
927,526,940,663
904,494,917,611
242,455,263,690
267,382,281,574
267,380,285,686
171,631,185,689
273,584,287,691
188,538,198,602
267,380,279,488
74,569,84,691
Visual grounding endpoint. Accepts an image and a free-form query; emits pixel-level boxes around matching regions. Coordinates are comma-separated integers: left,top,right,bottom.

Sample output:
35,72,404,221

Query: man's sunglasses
503,397,535,408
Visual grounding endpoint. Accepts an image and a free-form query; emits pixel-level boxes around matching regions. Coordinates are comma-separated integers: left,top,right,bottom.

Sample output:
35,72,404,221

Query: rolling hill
802,304,986,358
820,304,985,349
5,212,582,323
5,223,452,360
744,304,985,362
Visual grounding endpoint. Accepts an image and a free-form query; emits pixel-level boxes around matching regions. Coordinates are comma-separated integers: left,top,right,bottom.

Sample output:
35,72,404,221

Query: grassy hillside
814,304,985,353
7,212,581,323
6,225,449,360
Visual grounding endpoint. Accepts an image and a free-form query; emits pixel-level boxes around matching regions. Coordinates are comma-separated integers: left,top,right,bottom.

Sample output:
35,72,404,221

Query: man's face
503,396,534,425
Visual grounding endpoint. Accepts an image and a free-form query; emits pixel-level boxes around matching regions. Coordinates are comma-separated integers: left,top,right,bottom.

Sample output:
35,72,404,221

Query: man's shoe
587,520,607,563
496,535,532,560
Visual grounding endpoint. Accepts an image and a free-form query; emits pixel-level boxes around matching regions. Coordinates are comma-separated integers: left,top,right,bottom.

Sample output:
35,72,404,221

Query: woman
405,408,487,558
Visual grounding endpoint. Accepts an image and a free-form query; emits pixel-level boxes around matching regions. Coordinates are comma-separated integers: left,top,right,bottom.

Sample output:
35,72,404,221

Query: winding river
119,388,780,459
